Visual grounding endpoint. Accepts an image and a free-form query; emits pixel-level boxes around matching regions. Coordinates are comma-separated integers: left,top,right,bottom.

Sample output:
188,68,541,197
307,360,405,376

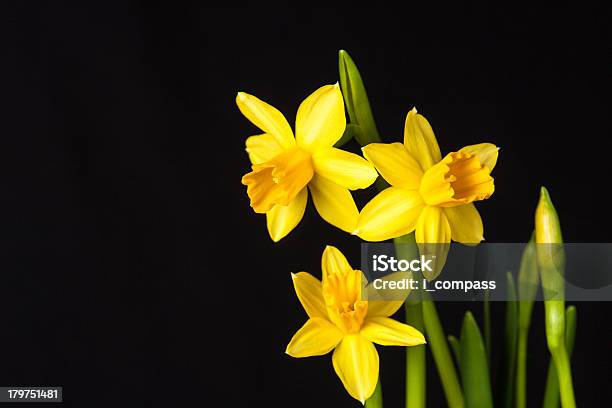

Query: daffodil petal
356,187,424,242
291,272,327,319
236,92,295,149
415,206,451,244
332,334,379,404
266,188,308,242
245,133,285,165
308,175,359,233
444,204,484,245
322,245,353,280
361,316,426,346
415,206,450,280
295,84,346,152
403,108,442,171
366,300,404,317
312,147,378,190
286,317,344,358
460,143,499,172
362,143,423,189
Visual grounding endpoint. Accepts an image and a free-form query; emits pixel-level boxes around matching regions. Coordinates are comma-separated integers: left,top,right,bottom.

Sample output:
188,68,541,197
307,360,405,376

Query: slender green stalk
542,306,577,408
515,332,528,408
483,289,491,361
550,347,576,408
394,234,425,408
366,379,383,408
405,298,426,408
516,236,538,408
422,297,465,408
500,272,518,408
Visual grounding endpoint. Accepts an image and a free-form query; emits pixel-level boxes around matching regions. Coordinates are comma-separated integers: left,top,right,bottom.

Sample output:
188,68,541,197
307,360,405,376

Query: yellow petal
444,204,484,245
295,84,346,152
321,245,353,278
312,147,378,190
308,175,359,233
356,187,424,242
403,108,442,171
415,206,450,280
415,206,451,244
332,334,379,403
266,188,308,242
460,143,499,172
361,316,426,346
366,300,404,317
291,272,327,319
286,317,344,358
236,92,295,149
245,133,284,164
361,143,423,189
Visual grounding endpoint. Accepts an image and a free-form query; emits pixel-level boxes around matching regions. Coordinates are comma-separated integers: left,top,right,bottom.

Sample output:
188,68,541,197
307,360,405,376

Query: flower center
419,151,494,207
241,147,314,213
323,268,368,333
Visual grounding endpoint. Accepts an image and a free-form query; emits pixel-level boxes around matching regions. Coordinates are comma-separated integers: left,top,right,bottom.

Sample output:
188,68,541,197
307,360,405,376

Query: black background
2,3,610,407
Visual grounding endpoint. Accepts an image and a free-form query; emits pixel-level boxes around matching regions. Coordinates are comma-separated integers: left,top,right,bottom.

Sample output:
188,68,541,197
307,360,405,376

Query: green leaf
423,299,465,408
338,50,381,145
460,311,493,408
447,335,461,368
498,272,518,408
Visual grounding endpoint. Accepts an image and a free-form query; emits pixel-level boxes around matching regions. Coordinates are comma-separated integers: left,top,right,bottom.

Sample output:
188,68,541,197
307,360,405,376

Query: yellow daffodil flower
237,84,378,242
286,246,425,403
355,108,499,245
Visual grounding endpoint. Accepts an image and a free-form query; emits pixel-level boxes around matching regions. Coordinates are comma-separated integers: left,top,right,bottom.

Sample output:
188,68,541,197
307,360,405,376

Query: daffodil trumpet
237,84,378,242
286,246,426,403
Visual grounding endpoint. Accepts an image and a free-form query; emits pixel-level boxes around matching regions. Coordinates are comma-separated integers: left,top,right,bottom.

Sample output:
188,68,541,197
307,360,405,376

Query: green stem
394,235,425,408
483,289,491,362
405,297,426,408
542,306,577,408
501,273,518,408
550,347,576,408
516,235,537,408
515,328,528,408
422,296,465,408
365,378,383,408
